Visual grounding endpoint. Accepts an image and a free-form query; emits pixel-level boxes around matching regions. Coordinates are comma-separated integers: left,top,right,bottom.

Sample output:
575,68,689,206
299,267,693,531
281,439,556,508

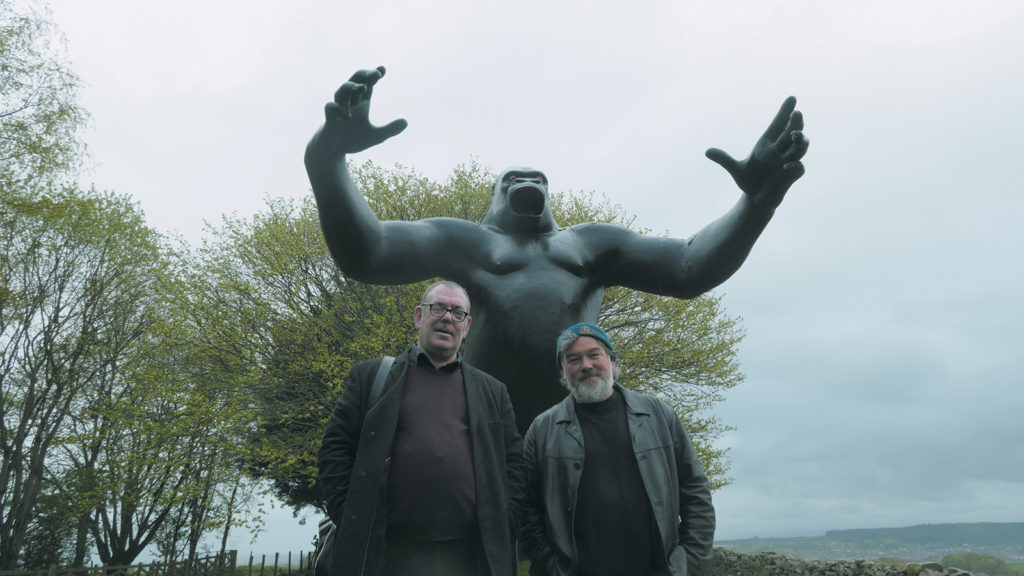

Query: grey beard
570,376,614,403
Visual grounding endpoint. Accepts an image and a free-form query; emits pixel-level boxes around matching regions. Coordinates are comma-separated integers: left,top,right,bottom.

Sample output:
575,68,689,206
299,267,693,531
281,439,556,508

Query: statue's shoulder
421,215,487,229
564,221,631,234
561,221,636,247
420,216,494,240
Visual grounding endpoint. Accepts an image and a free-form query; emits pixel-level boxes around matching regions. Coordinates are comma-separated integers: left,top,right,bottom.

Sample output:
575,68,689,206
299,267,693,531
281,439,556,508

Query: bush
940,552,1011,576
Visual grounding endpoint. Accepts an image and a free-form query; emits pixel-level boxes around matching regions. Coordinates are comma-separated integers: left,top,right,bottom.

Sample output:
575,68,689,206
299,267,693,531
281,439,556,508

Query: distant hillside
717,522,1024,562
826,522,1024,546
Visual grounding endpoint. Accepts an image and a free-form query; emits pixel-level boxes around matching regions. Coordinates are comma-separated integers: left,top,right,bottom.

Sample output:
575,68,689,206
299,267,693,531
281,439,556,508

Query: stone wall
711,548,977,576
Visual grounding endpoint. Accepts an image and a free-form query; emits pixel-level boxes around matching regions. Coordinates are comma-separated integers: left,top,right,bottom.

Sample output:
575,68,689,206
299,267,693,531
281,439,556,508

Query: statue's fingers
763,96,797,142
363,66,389,100
780,131,809,162
334,82,366,109
324,101,348,121
347,67,385,85
788,110,804,132
705,147,740,174
781,160,806,183
778,129,808,154
337,67,385,101
374,118,408,142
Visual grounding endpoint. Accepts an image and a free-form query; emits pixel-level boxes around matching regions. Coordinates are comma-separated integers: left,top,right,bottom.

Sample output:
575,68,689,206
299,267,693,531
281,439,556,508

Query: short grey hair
421,280,471,313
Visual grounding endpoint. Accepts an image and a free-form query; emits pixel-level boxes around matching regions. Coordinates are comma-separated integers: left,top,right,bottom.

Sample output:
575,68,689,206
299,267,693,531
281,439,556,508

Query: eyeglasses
421,303,469,322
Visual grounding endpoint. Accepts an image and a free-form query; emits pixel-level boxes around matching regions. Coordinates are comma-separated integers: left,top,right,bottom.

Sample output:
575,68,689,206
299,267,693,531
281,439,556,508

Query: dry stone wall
711,548,978,576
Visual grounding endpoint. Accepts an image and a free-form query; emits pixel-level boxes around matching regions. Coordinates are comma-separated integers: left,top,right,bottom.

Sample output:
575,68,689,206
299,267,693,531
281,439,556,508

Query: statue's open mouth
509,184,546,216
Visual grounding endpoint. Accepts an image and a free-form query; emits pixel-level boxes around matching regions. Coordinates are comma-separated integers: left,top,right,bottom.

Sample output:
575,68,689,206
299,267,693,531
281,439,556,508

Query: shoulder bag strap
368,355,394,407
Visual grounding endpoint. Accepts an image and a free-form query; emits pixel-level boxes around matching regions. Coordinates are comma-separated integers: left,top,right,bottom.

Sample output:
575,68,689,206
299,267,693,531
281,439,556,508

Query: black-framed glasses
421,303,469,322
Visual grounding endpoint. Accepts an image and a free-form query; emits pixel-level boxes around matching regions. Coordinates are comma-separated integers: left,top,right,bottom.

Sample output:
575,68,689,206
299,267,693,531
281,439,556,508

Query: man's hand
306,66,408,160
705,96,809,211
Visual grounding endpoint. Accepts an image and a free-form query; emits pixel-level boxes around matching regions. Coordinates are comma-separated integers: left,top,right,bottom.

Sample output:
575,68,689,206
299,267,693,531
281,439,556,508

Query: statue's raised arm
595,96,809,297
304,67,475,283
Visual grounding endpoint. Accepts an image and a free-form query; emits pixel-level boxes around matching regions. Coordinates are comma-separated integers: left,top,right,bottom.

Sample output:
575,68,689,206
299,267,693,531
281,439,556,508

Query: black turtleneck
574,388,661,576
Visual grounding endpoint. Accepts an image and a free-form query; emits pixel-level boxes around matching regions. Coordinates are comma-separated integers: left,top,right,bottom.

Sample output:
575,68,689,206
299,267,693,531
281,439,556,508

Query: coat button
572,463,581,470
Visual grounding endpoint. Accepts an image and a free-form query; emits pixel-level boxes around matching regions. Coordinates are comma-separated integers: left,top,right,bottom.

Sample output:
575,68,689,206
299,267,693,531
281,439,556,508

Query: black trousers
383,533,487,576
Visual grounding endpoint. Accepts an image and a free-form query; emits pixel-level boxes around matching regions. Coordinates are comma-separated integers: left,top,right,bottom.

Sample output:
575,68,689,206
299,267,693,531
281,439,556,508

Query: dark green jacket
520,385,716,576
318,348,525,576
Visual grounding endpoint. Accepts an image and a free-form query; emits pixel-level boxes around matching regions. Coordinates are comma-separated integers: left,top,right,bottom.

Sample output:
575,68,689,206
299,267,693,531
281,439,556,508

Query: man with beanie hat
520,323,716,576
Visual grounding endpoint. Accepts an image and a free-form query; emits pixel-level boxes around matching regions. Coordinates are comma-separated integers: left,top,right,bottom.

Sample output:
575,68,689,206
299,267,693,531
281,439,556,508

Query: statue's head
481,167,557,234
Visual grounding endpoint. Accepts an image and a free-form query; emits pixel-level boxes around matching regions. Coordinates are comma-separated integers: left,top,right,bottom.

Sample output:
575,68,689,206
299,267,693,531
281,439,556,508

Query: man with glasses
318,280,525,576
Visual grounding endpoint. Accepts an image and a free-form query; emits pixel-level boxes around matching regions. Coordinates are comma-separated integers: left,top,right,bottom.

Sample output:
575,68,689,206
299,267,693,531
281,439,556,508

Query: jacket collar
410,344,463,371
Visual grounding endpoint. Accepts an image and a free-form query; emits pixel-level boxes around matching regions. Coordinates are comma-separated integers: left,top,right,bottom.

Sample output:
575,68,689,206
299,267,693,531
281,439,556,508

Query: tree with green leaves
2,186,256,568
2,3,258,566
146,262,264,564
1,188,165,568
201,160,742,513
0,0,88,195
1,2,90,563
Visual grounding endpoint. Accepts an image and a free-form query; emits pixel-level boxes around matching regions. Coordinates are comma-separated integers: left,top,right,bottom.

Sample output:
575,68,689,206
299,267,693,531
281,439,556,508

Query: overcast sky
45,0,1023,553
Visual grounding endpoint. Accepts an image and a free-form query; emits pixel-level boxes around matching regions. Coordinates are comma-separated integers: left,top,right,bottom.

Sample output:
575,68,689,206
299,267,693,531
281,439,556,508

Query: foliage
147,272,264,564
1,186,258,568
17,488,77,567
0,187,161,568
202,159,743,509
940,552,1011,575
1,3,258,567
0,0,88,194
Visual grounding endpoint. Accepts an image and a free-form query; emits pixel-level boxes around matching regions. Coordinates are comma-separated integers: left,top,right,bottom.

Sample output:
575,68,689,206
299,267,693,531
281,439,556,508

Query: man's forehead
425,286,469,306
566,336,607,354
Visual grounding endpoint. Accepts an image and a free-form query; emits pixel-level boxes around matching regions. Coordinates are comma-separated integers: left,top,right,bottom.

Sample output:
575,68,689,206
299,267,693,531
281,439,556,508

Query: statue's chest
485,237,586,277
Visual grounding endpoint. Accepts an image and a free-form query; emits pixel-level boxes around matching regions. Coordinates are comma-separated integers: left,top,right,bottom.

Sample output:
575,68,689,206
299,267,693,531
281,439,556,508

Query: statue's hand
705,96,808,211
306,66,407,160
